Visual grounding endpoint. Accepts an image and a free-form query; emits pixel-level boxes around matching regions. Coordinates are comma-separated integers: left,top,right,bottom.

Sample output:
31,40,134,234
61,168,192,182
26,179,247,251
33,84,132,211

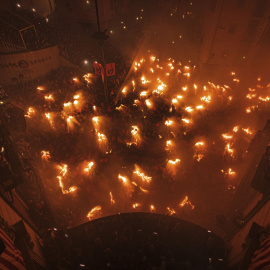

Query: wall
0,46,59,86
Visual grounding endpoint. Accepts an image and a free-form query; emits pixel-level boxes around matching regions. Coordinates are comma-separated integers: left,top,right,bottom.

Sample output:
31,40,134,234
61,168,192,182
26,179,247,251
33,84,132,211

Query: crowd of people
44,213,226,270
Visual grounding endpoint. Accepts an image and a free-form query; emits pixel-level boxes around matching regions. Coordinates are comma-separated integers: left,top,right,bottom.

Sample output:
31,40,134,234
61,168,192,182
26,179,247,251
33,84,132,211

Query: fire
97,132,107,141
44,94,55,101
233,126,239,132
168,159,181,165
182,118,191,124
37,86,45,91
246,107,251,113
110,192,115,205
84,161,94,172
179,196,195,209
73,77,79,82
41,150,51,162
132,203,141,209
246,93,256,99
193,84,197,90
166,207,176,215
222,134,233,140
150,55,156,61
83,73,94,84
24,107,35,118
66,115,79,132
73,94,80,100
233,78,240,83
228,168,236,175
196,105,204,110
141,76,150,84
59,164,68,176
122,87,127,94
182,86,187,91
200,95,211,103
259,96,270,102
64,102,72,107
139,186,149,193
183,72,190,77
150,68,154,73
133,166,152,183
118,174,128,185
231,71,235,76
225,143,234,156
185,106,193,113
195,141,204,147
56,176,77,195
177,95,183,99
145,99,152,107
87,206,102,220
140,91,148,97
45,113,54,127
172,98,178,104
242,128,252,135
166,140,172,147
165,120,173,126
150,205,155,212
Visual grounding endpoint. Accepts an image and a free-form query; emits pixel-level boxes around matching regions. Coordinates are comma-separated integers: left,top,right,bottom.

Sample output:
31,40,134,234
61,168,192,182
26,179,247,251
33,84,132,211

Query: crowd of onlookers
43,213,226,270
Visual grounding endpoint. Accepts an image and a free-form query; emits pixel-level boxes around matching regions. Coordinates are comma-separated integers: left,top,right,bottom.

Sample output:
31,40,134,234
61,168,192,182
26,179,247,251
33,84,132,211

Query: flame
45,113,54,127
233,126,239,132
222,134,233,140
231,71,235,76
182,118,191,124
246,93,256,99
183,72,190,77
141,76,150,84
140,91,148,97
195,141,204,147
66,115,79,132
185,106,193,113
110,192,115,204
64,102,72,107
166,140,172,147
97,132,107,141
37,86,45,91
73,94,80,100
132,203,141,209
177,95,183,99
145,99,152,107
59,164,68,176
182,86,187,91
179,196,195,209
172,98,178,104
259,96,270,102
133,165,152,183
200,95,211,103
196,105,204,110
56,176,77,195
41,150,51,161
193,84,197,90
122,87,127,94
118,174,128,185
242,128,252,135
225,143,234,156
84,161,94,173
233,78,240,83
150,55,156,61
87,206,102,220
83,73,94,84
246,107,251,113
73,77,79,82
228,168,236,175
44,94,55,101
168,159,181,165
165,120,173,126
24,107,35,118
150,204,155,212
92,116,99,126
166,207,176,215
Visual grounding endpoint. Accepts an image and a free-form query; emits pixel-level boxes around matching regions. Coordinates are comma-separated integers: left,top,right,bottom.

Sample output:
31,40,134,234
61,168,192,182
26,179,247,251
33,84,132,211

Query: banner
106,63,116,76
93,62,104,75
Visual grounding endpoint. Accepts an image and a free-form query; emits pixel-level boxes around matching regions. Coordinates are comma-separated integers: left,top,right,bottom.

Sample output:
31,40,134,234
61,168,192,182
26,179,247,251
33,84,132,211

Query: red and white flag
106,63,116,76
249,237,270,270
93,62,104,75
0,228,26,270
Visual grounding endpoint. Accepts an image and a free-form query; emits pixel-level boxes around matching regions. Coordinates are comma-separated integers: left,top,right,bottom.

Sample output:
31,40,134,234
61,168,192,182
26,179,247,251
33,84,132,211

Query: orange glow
196,105,204,110
166,207,176,215
24,107,35,118
168,159,181,165
222,134,233,140
59,164,68,176
37,86,45,91
242,128,252,135
182,86,187,91
259,96,270,102
165,120,173,126
84,161,94,173
233,126,239,132
150,204,155,212
41,150,51,162
195,141,204,147
145,99,152,107
110,192,115,205
140,91,148,97
150,55,156,61
179,196,195,209
182,118,191,124
132,203,141,209
200,95,211,103
185,106,193,113
118,174,128,185
83,73,94,84
87,206,102,220
133,165,152,183
44,94,55,101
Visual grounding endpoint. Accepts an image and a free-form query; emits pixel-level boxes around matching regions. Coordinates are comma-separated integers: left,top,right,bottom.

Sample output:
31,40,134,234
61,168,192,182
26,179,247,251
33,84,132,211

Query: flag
106,63,116,76
93,62,104,75
249,237,270,270
0,228,26,270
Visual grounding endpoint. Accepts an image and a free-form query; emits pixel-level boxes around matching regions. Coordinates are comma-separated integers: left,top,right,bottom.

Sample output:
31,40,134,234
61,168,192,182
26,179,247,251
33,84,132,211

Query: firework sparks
24,107,35,118
84,162,94,173
166,207,176,215
41,150,51,162
133,165,152,183
110,192,115,205
179,196,195,209
87,206,102,220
